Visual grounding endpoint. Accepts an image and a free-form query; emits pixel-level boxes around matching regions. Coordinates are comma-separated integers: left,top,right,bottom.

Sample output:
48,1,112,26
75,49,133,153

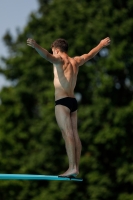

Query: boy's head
51,38,68,53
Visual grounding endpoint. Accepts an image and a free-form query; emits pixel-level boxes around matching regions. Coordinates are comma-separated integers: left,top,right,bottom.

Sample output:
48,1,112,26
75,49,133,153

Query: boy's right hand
100,37,111,47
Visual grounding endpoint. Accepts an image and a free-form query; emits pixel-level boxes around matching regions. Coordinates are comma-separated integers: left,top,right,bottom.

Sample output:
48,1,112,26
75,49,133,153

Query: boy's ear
55,48,60,54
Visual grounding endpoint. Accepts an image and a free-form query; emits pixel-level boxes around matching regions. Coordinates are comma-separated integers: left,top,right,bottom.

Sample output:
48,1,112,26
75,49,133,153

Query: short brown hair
51,38,68,53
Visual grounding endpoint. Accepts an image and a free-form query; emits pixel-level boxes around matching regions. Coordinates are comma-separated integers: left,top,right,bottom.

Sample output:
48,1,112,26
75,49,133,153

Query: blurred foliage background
0,0,133,199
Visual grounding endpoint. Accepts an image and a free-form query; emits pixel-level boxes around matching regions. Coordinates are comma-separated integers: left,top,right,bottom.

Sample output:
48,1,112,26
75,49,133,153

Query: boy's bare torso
53,55,78,100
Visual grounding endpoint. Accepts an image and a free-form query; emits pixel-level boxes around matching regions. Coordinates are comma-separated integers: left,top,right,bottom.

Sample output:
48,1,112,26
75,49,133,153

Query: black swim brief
55,97,78,113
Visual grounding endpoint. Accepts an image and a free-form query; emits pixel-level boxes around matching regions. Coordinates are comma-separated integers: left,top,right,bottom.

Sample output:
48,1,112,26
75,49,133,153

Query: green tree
0,0,133,200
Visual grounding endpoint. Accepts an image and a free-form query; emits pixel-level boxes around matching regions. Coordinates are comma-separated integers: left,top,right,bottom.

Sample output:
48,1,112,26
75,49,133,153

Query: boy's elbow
42,51,48,59
86,54,93,61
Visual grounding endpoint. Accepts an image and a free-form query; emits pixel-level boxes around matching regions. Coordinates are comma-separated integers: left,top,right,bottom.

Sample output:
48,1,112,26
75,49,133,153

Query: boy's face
52,48,57,55
52,47,60,56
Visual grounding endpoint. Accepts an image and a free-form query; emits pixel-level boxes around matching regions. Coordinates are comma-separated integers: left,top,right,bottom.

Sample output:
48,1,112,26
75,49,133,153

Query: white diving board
0,174,83,181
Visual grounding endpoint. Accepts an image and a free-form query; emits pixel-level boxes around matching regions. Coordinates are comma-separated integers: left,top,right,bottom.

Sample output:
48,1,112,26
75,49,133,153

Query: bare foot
59,169,79,177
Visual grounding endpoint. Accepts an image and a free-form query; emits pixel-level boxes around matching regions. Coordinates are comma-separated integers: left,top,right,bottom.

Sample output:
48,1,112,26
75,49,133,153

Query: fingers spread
27,38,35,48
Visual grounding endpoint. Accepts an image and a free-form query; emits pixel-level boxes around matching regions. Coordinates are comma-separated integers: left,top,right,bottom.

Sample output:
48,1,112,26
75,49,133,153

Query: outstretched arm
27,38,61,64
74,37,111,67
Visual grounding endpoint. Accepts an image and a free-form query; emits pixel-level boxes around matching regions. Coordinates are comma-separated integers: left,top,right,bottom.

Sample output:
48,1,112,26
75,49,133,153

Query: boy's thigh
55,105,72,132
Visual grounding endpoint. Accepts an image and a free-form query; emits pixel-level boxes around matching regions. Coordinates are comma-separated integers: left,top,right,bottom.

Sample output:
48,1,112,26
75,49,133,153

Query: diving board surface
0,174,83,181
